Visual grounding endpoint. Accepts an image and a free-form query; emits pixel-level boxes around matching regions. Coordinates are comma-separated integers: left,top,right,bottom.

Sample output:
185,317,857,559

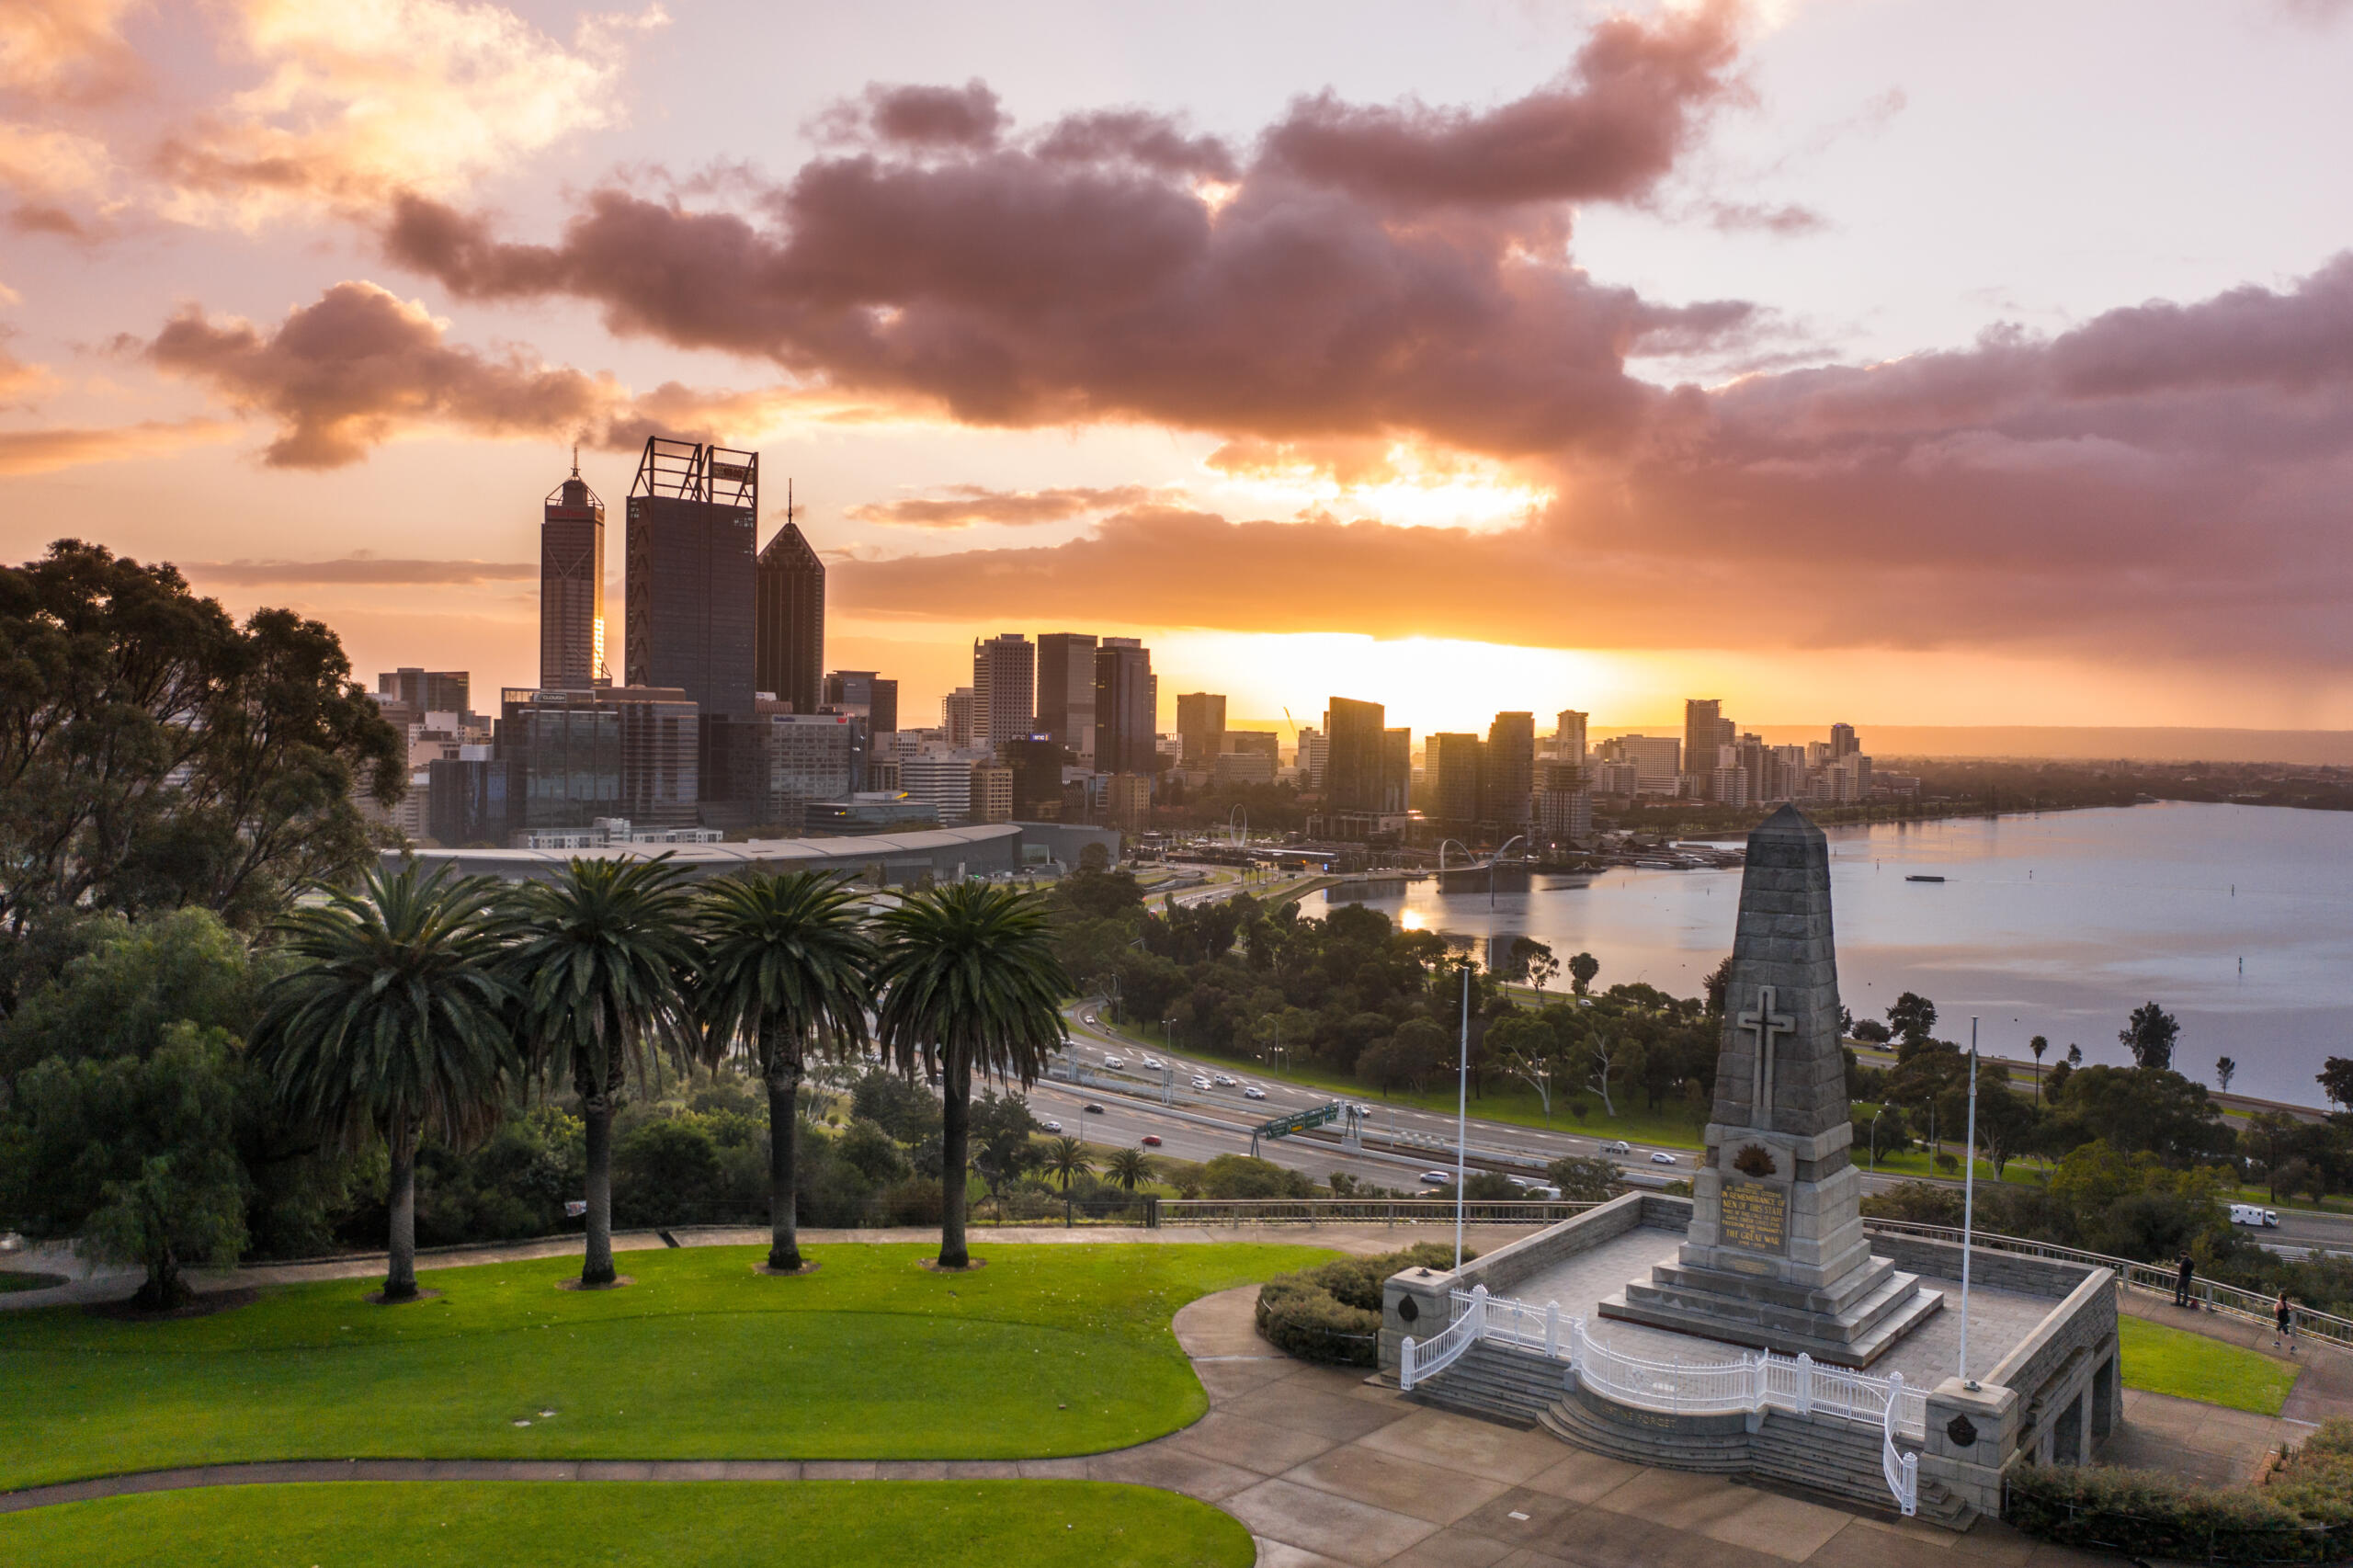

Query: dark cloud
381,2,1759,458
181,555,536,585
846,483,1163,528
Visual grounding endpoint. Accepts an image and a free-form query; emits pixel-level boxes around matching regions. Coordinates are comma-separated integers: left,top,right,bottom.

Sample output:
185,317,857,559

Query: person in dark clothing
2176,1253,2196,1307
2277,1292,2298,1353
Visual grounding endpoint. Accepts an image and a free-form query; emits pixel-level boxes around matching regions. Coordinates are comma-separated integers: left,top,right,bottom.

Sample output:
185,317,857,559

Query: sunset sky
5,0,2352,736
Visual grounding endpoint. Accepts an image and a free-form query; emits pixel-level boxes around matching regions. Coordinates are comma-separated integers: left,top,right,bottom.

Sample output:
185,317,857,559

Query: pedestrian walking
2175,1252,2195,1308
2275,1291,2298,1353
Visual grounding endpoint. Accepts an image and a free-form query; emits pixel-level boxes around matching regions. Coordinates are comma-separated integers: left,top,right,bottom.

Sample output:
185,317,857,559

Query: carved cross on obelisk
1739,984,1795,1117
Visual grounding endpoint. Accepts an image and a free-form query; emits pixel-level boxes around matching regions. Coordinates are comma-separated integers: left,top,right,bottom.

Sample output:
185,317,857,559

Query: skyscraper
823,670,897,735
972,633,1035,752
1683,699,1733,778
1093,637,1155,776
379,668,470,714
1554,710,1588,760
1324,698,1387,813
540,461,604,690
942,687,975,749
1035,632,1098,764
754,502,824,717
1482,711,1535,827
1830,722,1859,760
1428,733,1483,824
1176,692,1226,764
625,437,756,720
1382,728,1413,815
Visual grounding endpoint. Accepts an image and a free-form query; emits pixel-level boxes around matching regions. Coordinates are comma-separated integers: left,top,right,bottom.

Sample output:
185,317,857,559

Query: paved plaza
1507,1224,2058,1392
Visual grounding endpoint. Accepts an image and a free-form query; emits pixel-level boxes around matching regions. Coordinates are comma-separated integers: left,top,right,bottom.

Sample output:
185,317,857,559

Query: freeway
1053,999,2353,1256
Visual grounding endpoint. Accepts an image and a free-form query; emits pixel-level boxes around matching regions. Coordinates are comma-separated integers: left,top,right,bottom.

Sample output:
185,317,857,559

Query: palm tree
506,858,704,1287
698,871,874,1273
1104,1146,1152,1192
1045,1135,1091,1191
252,862,519,1303
873,882,1070,1268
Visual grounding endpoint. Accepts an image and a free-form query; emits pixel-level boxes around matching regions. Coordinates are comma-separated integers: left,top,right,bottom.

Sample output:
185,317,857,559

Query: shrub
2006,1463,2347,1564
1256,1242,1472,1367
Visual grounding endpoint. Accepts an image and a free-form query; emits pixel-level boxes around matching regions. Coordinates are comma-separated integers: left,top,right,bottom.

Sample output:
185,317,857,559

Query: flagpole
1455,960,1472,1270
1960,1016,1981,1391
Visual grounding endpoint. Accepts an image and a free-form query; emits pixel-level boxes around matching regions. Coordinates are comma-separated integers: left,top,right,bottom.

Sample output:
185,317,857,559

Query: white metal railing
1415,1284,1925,1512
1882,1371,1919,1517
1400,1283,1487,1391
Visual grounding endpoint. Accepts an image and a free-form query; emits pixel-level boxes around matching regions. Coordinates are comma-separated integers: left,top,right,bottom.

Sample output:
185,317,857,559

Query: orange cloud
846,483,1165,528
0,0,141,100
0,416,237,475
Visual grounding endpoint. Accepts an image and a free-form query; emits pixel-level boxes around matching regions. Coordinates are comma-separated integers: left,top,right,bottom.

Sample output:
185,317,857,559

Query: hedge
2005,1463,2350,1564
1256,1243,1470,1367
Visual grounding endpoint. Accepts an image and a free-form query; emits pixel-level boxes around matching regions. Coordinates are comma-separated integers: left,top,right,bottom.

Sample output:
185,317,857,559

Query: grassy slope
0,1272,65,1294
0,1241,1332,1490
2120,1314,2300,1415
0,1482,1256,1568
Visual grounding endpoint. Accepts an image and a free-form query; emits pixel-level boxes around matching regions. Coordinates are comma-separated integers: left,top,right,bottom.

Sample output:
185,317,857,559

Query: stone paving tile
1449,1484,1589,1546
1688,1486,1857,1562
1538,1506,1723,1568
1352,1405,1569,1485
1162,1410,1346,1475
873,1460,950,1480
1222,1380,1415,1443
1086,1442,1263,1502
1282,1442,1516,1526
1579,1463,1737,1523
1221,1476,1445,1563
799,1460,877,1481
1516,1448,1648,1505
1013,1457,1092,1479
1405,1528,1519,1567
1252,1540,1361,1568
1492,1551,1578,1568
1194,1358,1302,1399
1804,1518,1955,1568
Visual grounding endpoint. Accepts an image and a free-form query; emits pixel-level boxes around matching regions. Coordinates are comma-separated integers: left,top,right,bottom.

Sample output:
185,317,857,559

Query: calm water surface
1308,802,2353,1105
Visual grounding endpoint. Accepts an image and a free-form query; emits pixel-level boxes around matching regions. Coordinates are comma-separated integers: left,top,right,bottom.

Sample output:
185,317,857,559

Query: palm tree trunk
581,1085,617,1286
383,1125,419,1302
767,1047,803,1271
938,1049,972,1268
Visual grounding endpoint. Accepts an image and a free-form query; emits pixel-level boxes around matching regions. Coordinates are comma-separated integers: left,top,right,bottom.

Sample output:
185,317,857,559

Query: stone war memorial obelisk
1601,804,1943,1364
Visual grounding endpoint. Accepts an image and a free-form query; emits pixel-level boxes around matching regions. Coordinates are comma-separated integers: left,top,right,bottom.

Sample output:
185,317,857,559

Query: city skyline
6,2,2353,735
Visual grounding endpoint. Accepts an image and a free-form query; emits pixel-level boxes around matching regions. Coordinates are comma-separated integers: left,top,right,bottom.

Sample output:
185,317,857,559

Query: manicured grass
0,1270,65,1293
2120,1313,2300,1415
0,1241,1333,1490
0,1481,1255,1568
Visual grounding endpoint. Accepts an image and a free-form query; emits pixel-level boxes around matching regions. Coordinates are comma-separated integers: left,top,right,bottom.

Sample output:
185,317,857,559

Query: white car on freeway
1041,1119,1063,1133
1191,1075,1212,1089
1416,1170,1452,1187
1212,1073,1236,1086
1601,1140,1631,1154
1649,1151,1677,1165
1243,1085,1267,1099
1142,1055,1164,1069
1102,1054,1125,1069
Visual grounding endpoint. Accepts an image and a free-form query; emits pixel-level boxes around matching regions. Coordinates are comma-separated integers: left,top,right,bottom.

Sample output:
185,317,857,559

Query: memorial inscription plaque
1719,1179,1790,1253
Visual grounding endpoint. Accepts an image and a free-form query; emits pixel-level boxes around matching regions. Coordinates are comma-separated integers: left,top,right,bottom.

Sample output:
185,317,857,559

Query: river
1306,801,2353,1106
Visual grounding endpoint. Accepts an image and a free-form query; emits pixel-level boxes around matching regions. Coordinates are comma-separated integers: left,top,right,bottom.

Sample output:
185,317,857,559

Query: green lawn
2120,1313,2300,1415
0,1270,64,1294
0,1241,1332,1490
0,1481,1254,1568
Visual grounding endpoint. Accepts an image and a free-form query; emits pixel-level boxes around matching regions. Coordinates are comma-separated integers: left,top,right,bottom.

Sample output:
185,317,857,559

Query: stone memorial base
1598,1250,1944,1367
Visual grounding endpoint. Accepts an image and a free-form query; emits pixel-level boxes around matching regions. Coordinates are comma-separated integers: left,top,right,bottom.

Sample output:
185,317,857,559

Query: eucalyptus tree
697,871,874,1273
506,858,703,1287
251,862,518,1302
872,882,1069,1268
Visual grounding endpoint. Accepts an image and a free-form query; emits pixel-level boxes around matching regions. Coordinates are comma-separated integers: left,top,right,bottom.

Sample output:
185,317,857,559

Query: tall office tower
498,685,699,835
756,710,858,833
754,509,824,717
626,438,757,717
1324,698,1388,812
1683,699,1734,778
900,754,974,822
1428,733,1483,824
1000,734,1066,820
1616,734,1685,793
1830,722,1859,760
1382,728,1412,814
1176,692,1226,764
540,461,605,690
971,633,1035,751
1554,710,1588,760
1093,637,1156,776
1534,759,1592,844
379,668,471,715
1483,711,1535,827
1295,726,1328,790
1034,633,1099,766
942,687,976,749
823,671,898,735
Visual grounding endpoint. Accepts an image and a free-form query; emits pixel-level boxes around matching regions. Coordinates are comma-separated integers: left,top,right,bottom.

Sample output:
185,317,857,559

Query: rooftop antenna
570,441,579,478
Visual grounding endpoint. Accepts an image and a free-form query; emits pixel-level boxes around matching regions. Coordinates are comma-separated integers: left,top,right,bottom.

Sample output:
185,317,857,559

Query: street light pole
1455,959,1472,1269
1960,1017,1982,1391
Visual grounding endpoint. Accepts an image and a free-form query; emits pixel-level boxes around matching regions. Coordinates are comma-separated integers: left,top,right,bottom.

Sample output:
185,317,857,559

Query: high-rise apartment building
900,754,973,822
754,512,824,717
1534,760,1593,844
1382,728,1413,815
1176,692,1226,764
1035,633,1098,766
1482,711,1535,828
1554,710,1588,760
540,462,604,690
1093,637,1156,776
969,763,1015,824
942,687,975,749
1295,726,1328,790
498,685,699,836
1000,734,1066,820
823,671,897,735
1428,733,1483,824
972,633,1035,751
1611,734,1684,794
1830,722,1860,760
624,438,757,722
379,668,470,715
1324,698,1388,813
1683,699,1735,779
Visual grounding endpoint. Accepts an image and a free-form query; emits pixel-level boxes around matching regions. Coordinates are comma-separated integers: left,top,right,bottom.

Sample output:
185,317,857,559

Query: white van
2230,1203,2279,1228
